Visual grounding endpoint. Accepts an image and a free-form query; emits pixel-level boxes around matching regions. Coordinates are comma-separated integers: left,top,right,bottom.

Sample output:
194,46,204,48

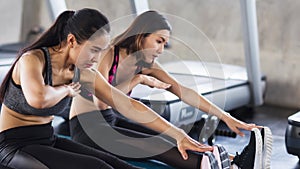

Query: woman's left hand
221,113,262,137
65,82,81,97
138,74,171,89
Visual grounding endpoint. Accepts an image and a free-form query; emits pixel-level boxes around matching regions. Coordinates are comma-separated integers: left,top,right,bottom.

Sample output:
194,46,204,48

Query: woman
0,8,143,169
69,10,268,169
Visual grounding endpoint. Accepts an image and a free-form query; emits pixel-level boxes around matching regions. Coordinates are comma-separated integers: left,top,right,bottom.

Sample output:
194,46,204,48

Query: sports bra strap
41,47,52,86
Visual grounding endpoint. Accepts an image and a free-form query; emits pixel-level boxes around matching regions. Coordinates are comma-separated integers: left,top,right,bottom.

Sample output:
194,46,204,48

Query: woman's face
141,29,170,64
75,33,110,69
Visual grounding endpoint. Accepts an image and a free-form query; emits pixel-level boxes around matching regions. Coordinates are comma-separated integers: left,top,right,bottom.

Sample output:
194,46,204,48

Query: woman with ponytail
0,8,142,169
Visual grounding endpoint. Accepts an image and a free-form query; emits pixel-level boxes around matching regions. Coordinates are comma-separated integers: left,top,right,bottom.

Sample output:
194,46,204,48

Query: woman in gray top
0,8,142,169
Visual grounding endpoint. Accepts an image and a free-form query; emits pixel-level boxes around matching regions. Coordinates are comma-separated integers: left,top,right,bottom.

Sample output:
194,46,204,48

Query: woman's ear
67,33,77,48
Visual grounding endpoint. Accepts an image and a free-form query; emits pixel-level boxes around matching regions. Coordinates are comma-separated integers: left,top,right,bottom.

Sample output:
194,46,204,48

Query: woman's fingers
141,75,171,89
177,146,188,160
192,144,213,153
73,82,81,90
151,78,170,89
232,124,263,137
158,82,171,89
177,137,213,160
225,114,264,137
65,82,81,97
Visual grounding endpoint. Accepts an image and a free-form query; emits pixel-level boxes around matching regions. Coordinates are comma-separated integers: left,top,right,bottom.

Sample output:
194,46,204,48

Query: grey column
47,0,67,21
240,0,263,106
130,0,149,15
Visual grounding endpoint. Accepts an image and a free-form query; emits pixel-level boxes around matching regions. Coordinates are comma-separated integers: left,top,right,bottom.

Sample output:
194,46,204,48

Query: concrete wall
0,0,24,44
0,0,299,109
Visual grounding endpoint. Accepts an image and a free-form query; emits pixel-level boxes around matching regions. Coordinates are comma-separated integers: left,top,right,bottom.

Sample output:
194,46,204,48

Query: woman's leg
113,114,175,143
6,137,141,169
114,114,160,136
71,118,202,169
54,137,142,169
7,144,114,169
0,165,13,169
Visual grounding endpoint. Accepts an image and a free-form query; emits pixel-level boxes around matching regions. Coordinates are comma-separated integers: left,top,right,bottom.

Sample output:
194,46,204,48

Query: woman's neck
118,48,138,67
48,46,75,85
49,45,74,71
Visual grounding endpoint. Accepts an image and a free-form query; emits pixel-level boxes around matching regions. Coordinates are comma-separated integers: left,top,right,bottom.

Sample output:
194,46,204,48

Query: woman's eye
91,49,100,53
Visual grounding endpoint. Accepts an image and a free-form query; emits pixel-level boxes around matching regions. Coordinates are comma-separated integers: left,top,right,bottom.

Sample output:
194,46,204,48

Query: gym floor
215,104,300,169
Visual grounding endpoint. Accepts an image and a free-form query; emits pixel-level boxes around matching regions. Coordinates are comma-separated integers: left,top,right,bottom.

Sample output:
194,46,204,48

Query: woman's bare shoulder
20,49,45,65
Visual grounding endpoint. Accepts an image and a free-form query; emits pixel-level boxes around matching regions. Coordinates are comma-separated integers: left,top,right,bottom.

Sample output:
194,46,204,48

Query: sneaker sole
203,151,220,169
215,144,231,169
262,127,273,169
213,145,222,169
252,128,263,169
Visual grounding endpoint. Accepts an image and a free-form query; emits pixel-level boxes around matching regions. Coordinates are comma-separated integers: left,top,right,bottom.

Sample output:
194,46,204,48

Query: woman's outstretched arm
79,68,213,160
145,62,261,136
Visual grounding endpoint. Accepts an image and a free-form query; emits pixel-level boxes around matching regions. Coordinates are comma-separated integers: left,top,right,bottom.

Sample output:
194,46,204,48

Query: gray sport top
3,47,71,116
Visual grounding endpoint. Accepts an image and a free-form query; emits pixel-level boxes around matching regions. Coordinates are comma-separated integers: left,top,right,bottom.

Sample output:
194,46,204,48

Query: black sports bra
3,47,71,116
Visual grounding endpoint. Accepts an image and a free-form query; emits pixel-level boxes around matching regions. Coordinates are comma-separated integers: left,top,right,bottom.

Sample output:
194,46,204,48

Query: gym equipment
285,111,300,160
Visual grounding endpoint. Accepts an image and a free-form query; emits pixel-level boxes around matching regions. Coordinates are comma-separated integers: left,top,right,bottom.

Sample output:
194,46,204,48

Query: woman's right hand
137,74,171,89
65,82,81,97
175,129,213,160
221,112,261,137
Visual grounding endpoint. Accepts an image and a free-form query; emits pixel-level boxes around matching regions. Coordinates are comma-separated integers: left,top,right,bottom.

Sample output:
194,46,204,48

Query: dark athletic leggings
70,109,203,169
0,165,12,169
0,123,141,169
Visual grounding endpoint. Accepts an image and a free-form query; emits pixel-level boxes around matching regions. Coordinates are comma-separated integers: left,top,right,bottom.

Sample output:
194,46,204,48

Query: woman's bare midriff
0,104,54,132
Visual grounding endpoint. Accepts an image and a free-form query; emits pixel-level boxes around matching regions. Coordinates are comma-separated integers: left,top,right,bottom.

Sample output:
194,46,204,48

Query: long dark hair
0,8,110,103
112,10,171,61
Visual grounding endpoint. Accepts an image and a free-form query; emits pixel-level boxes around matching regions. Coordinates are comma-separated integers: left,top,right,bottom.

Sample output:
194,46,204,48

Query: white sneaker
232,128,263,169
261,127,273,169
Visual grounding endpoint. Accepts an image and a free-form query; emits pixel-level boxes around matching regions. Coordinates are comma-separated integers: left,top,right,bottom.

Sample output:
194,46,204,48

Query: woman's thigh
8,144,113,169
54,137,140,169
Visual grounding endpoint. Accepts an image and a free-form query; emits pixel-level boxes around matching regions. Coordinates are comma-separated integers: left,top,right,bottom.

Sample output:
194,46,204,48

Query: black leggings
0,123,141,169
70,109,203,169
0,165,12,169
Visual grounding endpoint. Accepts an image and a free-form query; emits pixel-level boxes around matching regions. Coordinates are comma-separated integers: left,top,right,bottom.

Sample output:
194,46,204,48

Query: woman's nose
91,55,98,63
158,44,164,54
93,52,103,63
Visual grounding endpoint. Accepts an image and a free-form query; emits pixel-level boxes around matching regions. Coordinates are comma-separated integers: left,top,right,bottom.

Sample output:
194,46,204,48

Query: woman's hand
137,74,171,89
221,113,262,137
175,130,213,160
65,82,81,97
